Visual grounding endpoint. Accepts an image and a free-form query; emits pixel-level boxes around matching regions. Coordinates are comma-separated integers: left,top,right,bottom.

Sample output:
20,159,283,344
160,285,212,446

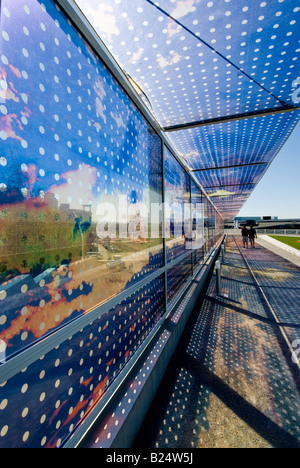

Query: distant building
228,217,300,230
44,193,59,210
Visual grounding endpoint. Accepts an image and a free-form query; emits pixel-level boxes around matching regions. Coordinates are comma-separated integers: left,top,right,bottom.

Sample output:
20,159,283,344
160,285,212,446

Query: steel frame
164,106,300,133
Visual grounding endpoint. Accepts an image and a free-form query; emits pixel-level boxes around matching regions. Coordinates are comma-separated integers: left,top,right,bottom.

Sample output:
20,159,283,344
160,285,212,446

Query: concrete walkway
256,235,300,268
134,237,300,448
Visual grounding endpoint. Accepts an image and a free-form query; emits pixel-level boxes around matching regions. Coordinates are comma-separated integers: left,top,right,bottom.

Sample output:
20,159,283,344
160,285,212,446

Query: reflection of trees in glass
0,199,95,282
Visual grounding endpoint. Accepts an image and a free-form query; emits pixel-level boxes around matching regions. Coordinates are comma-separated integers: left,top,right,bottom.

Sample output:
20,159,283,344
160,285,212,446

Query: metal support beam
203,183,256,189
191,162,269,173
163,105,300,133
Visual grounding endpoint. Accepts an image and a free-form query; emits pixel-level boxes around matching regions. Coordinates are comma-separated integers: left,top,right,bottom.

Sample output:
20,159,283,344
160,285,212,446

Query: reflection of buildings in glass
44,193,58,210
128,191,147,243
0,185,159,359
164,148,191,262
193,203,205,250
61,203,93,260
0,192,95,284
184,222,196,250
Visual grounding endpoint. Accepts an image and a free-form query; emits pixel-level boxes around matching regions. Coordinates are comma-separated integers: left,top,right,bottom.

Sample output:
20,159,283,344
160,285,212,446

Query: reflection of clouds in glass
157,52,183,69
0,114,23,142
48,164,97,209
94,77,107,123
77,2,120,42
170,0,197,20
129,47,144,64
210,189,236,198
110,111,126,129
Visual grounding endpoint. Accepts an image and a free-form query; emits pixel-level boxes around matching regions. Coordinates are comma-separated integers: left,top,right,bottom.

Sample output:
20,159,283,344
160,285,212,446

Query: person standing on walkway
249,226,257,248
241,226,249,249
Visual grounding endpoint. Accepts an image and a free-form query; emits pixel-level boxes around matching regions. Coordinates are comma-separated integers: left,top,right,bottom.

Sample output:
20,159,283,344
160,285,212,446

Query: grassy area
270,236,300,251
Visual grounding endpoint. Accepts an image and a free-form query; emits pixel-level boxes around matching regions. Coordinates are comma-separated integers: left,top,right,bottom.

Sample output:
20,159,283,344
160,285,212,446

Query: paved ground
134,237,300,448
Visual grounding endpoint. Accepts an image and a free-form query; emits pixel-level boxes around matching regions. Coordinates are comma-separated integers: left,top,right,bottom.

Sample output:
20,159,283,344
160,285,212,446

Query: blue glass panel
75,0,300,218
207,203,215,249
0,0,163,359
167,255,192,306
171,111,299,217
0,274,165,448
194,165,266,190
168,0,300,107
76,0,300,127
206,184,255,197
164,148,191,263
168,112,300,171
207,184,253,218
204,198,211,252
191,180,205,265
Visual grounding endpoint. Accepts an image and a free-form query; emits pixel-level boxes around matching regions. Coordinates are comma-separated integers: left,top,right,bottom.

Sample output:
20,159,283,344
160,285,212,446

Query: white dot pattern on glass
164,148,192,264
0,0,168,449
0,0,162,208
0,0,164,361
76,0,300,126
0,275,165,448
75,0,300,218
82,330,171,448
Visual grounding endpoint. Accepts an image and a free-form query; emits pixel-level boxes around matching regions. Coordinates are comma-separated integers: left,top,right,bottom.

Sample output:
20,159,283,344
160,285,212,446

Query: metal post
161,142,168,313
0,340,6,365
221,244,225,263
216,260,222,296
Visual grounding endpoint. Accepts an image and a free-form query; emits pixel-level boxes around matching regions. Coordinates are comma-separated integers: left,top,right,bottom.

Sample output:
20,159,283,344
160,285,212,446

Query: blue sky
238,120,300,219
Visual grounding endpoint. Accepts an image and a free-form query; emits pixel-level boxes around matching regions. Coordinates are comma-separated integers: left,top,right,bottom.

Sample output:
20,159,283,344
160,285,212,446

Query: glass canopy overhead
74,0,300,218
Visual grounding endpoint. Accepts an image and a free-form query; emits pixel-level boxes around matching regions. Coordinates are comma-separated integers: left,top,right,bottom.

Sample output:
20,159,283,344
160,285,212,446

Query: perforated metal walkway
134,237,300,448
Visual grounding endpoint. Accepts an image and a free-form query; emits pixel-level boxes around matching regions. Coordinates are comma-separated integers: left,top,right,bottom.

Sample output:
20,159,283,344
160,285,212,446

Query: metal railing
257,230,300,236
